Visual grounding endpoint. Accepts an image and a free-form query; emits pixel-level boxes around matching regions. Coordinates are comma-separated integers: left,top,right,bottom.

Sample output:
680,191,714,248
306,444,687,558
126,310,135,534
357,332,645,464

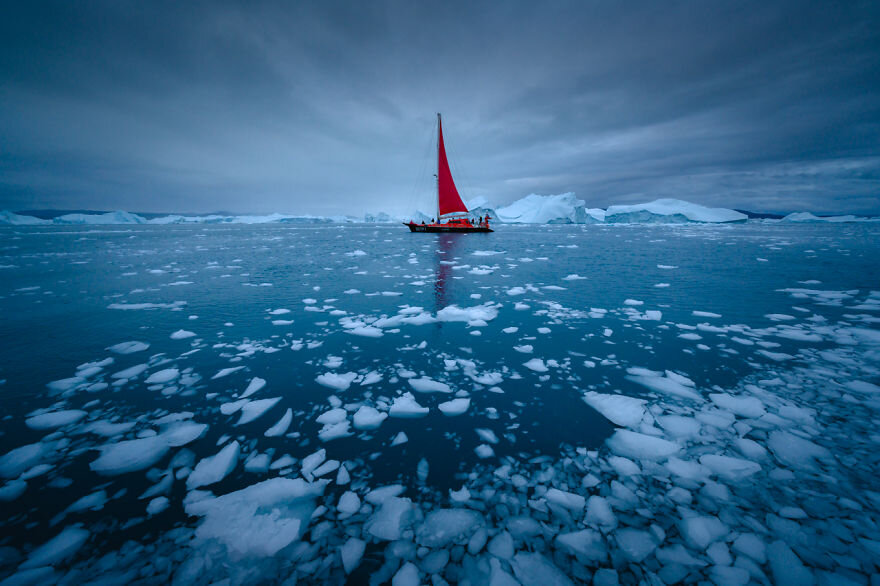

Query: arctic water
1,223,879,585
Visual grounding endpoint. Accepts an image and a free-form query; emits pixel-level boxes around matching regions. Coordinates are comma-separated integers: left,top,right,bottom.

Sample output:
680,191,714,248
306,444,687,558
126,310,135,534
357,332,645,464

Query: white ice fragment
678,515,728,550
555,529,607,562
337,491,361,516
583,392,647,428
545,488,585,513
438,398,470,416
767,430,831,470
186,477,326,557
352,406,388,430
390,431,409,446
240,377,266,398
340,537,366,574
301,449,326,479
146,368,180,384
699,454,761,482
606,430,679,461
236,397,281,425
187,441,240,489
161,421,208,446
107,341,150,354
20,525,90,569
408,377,452,393
211,366,245,379
264,408,292,437
170,329,196,340
416,509,483,547
511,552,574,586
615,528,656,562
90,436,170,475
25,410,87,430
523,358,548,372
709,393,765,418
767,540,813,585
364,496,414,541
315,372,358,392
146,496,169,515
474,444,495,459
389,393,429,418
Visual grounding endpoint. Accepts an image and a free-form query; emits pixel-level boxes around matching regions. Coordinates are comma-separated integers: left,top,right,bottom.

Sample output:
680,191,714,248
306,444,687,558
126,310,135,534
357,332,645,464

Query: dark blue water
1,222,878,583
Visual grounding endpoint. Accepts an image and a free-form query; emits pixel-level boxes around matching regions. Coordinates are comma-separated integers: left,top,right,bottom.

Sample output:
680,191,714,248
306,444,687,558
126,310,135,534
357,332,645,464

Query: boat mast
437,113,441,223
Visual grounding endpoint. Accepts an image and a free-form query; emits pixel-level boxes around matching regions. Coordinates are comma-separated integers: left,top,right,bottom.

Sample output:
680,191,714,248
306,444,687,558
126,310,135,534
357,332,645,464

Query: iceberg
0,211,50,225
780,212,875,223
604,199,747,223
54,211,148,224
496,193,604,224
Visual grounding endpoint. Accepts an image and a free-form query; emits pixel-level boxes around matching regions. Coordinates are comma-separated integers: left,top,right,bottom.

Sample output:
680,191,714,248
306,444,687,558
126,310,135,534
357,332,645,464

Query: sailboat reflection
433,233,460,313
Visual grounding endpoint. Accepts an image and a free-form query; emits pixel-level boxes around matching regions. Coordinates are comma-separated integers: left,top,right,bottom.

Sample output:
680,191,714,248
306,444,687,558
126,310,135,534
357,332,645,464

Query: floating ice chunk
767,431,831,470
0,480,27,501
301,449,326,478
555,529,607,561
25,409,87,430
513,344,533,353
417,509,483,547
657,415,701,439
146,368,179,384
624,299,643,306
186,477,326,557
107,341,150,354
337,491,361,516
450,486,471,503
170,329,196,340
523,358,548,372
346,325,384,337
767,540,813,585
346,249,367,256
336,464,350,485
626,369,701,401
312,459,339,477
389,393,429,418
147,496,169,515
408,377,452,393
240,377,266,398
709,393,765,418
476,428,499,444
353,406,388,430
364,496,414,541
438,398,470,416
606,430,679,461
436,303,500,324
732,533,766,563
316,372,358,392
392,562,419,586
162,421,208,446
187,441,240,489
220,399,248,415
678,515,728,550
211,366,245,379
586,495,617,530
474,444,495,459
111,364,148,379
90,436,170,475
545,488,585,513
699,454,761,481
318,420,353,441
390,431,409,446
615,528,656,562
0,443,46,478
511,552,574,586
340,537,366,574
236,397,281,425
316,408,347,425
20,525,89,569
582,392,646,428
563,274,586,280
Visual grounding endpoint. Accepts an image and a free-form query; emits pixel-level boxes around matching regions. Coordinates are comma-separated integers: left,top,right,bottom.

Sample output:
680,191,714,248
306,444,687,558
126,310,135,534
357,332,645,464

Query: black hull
404,223,493,233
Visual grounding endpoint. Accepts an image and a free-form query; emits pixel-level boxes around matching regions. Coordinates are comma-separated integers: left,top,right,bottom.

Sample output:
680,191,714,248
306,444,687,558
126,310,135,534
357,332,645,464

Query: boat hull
404,223,493,233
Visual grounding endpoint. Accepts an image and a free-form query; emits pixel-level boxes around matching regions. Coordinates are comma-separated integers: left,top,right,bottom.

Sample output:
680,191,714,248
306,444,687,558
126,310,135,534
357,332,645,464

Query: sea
0,222,878,584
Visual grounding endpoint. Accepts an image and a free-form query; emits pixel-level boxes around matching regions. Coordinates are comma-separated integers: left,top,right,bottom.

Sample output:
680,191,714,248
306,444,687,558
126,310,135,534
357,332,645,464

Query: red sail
437,117,469,217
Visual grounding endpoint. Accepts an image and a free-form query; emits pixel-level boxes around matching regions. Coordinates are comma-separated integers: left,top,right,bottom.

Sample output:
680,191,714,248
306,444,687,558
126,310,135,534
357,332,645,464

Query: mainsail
437,115,469,217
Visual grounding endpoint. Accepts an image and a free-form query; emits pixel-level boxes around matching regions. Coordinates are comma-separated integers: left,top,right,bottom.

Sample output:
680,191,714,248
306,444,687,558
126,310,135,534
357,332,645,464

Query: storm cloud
1,0,878,215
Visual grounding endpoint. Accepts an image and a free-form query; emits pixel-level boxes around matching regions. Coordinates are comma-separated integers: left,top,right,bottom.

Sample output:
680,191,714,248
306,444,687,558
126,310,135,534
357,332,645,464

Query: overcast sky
1,0,878,215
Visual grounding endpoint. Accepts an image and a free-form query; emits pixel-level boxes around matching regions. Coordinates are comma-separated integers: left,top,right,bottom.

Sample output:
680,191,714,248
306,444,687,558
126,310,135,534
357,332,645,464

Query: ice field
1,222,879,585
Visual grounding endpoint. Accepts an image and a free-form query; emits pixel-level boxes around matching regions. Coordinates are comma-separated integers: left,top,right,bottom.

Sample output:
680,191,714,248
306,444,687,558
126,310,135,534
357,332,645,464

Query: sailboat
405,114,493,233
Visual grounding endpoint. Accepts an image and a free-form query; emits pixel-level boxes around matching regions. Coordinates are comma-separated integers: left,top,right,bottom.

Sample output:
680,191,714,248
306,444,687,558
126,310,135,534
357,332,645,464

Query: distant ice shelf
2,196,877,226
